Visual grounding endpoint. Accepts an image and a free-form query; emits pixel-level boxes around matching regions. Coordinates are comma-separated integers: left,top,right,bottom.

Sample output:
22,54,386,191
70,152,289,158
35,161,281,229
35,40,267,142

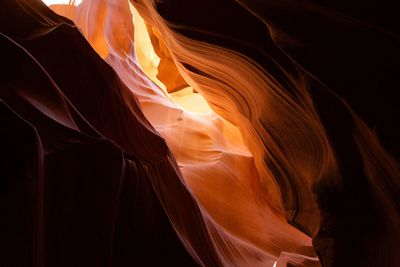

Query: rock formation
1,0,399,266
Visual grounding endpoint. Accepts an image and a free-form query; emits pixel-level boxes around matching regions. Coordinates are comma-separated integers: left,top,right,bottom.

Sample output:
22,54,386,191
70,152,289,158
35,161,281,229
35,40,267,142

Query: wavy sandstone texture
1,0,399,267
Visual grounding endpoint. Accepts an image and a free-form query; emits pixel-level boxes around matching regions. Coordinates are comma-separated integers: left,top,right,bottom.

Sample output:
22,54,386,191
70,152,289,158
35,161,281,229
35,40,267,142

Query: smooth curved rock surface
1,0,399,266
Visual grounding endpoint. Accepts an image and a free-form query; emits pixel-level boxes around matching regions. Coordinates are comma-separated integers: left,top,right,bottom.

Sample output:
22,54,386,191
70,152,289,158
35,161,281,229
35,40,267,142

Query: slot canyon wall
0,0,399,267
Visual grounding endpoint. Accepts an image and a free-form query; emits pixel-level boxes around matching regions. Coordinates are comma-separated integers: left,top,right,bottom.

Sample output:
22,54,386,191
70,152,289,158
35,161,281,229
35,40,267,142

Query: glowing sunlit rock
42,0,81,6
43,0,314,266
32,0,400,266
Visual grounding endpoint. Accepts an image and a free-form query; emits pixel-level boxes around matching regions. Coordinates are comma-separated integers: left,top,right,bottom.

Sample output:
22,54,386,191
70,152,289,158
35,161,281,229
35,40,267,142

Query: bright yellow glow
129,3,213,114
170,87,213,114
42,0,82,5
129,4,165,90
